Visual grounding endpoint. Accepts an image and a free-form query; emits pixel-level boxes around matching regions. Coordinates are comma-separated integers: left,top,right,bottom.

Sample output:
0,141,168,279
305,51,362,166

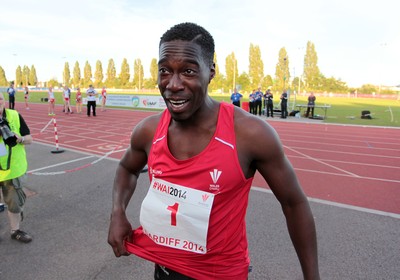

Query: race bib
140,178,214,254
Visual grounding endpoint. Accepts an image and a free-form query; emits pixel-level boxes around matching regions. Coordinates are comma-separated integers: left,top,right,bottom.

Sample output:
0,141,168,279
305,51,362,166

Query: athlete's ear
209,63,216,83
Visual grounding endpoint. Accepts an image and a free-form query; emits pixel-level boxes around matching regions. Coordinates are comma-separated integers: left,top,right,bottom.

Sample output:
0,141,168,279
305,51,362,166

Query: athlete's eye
184,69,196,75
159,68,172,77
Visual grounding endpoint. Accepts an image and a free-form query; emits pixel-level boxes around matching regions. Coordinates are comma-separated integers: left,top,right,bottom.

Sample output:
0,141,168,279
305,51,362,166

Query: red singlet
125,102,253,279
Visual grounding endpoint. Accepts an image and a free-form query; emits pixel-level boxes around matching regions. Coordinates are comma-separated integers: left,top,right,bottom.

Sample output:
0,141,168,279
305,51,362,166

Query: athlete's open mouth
169,99,188,109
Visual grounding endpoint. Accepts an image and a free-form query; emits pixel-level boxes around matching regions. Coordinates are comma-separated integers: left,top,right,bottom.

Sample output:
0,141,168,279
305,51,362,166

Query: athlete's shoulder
133,112,162,135
234,107,277,140
130,112,163,151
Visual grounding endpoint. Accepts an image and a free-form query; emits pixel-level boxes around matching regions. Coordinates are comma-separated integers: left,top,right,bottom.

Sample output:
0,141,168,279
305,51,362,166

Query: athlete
108,22,320,280
75,87,82,114
24,86,29,110
48,87,55,116
101,86,107,111
63,86,73,114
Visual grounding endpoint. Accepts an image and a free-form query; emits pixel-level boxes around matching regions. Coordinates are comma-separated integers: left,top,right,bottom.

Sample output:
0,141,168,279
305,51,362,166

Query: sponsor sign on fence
83,95,167,109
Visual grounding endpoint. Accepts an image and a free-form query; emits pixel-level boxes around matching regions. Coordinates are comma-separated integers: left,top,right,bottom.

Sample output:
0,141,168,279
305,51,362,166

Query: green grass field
17,90,400,127
302,96,399,127
206,94,399,127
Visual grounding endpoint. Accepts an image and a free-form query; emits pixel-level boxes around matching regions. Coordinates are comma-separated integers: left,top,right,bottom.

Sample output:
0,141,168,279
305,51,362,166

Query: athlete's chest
167,125,216,160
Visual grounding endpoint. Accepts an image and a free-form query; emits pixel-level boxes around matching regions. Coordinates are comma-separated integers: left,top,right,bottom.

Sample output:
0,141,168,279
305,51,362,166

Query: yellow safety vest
0,109,27,181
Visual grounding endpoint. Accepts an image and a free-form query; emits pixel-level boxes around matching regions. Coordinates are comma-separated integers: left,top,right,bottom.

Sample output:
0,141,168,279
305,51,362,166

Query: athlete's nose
166,73,184,92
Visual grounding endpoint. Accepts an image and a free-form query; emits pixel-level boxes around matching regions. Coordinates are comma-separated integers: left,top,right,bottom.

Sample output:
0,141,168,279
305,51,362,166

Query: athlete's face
158,40,215,121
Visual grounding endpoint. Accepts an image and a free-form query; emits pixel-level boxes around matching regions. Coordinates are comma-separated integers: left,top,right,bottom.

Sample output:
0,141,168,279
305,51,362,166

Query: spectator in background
48,86,55,116
7,83,16,110
86,85,97,117
264,89,274,117
24,86,29,110
280,91,288,119
305,92,316,118
254,87,263,116
230,87,243,107
249,89,256,114
75,87,83,114
67,87,72,113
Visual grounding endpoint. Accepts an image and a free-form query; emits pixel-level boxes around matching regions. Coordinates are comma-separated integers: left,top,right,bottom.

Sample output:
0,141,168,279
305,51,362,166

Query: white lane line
251,187,400,219
284,145,361,177
28,155,95,172
289,155,400,170
34,139,127,156
64,139,86,144
293,168,400,184
286,146,400,160
285,145,400,159
283,138,400,152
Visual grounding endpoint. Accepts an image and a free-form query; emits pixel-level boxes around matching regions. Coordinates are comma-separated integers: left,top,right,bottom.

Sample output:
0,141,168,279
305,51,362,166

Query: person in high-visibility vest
0,92,33,243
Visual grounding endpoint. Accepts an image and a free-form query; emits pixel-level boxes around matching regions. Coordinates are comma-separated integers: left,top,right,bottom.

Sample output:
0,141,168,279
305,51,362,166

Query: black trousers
249,102,254,114
254,100,262,115
266,102,274,117
87,101,96,116
154,264,194,280
154,264,250,279
306,105,314,117
281,102,288,118
232,101,240,107
9,96,15,109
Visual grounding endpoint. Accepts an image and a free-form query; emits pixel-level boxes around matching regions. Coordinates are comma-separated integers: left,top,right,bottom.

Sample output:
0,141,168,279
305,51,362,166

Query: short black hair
160,22,215,66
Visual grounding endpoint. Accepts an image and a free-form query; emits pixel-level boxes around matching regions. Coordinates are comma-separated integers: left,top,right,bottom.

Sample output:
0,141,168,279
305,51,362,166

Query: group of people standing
249,87,264,116
47,85,107,117
230,87,290,118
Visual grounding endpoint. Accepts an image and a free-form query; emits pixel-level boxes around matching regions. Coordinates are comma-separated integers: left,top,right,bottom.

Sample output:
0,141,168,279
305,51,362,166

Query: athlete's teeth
171,100,186,105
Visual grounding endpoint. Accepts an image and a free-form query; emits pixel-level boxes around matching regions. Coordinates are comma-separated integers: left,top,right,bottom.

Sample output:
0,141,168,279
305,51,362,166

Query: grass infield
16,90,400,127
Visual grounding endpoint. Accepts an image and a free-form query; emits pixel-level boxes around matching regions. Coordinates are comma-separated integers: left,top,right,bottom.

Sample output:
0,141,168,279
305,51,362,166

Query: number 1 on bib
167,202,179,226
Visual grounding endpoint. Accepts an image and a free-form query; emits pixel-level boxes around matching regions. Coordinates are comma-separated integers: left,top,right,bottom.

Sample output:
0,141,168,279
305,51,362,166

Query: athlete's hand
108,213,132,257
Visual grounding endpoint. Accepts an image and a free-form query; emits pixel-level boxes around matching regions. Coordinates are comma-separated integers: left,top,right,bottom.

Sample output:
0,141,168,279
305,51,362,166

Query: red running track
18,102,400,215
253,122,400,215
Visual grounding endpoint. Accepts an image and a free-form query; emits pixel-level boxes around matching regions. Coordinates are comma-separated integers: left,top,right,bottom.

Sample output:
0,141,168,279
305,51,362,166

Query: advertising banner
83,95,166,109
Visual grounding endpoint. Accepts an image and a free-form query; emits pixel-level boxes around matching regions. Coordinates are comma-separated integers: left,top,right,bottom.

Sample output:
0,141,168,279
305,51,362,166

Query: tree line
0,41,395,94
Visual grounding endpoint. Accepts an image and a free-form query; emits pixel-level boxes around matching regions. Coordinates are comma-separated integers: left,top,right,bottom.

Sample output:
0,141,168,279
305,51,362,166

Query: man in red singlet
108,22,320,280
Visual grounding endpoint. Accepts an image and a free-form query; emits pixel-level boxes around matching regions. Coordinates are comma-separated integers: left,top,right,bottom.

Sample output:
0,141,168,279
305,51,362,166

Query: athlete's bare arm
108,114,160,257
234,108,320,279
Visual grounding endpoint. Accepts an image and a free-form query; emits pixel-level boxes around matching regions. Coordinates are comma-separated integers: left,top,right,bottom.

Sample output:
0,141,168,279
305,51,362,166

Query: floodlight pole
233,59,236,91
12,54,17,85
62,57,67,86
283,57,287,92
379,43,387,95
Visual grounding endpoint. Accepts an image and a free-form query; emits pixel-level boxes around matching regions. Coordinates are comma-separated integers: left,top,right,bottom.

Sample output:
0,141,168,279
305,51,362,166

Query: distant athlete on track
63,86,73,114
101,86,107,111
75,87,83,114
48,86,56,116
24,86,29,110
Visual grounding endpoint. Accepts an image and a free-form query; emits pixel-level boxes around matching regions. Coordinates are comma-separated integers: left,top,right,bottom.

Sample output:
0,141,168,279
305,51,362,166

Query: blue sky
1,0,399,88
